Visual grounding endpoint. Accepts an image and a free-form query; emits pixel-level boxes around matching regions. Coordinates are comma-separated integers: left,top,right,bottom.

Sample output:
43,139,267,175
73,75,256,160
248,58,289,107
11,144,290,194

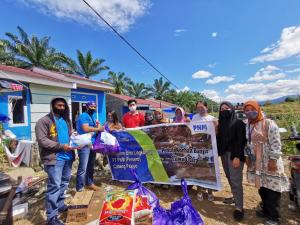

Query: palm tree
0,40,15,65
101,71,131,95
3,26,70,70
68,50,109,78
148,77,171,100
126,81,151,99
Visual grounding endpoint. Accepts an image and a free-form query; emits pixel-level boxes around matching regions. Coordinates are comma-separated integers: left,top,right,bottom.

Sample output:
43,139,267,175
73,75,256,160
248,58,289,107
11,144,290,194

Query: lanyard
248,124,255,144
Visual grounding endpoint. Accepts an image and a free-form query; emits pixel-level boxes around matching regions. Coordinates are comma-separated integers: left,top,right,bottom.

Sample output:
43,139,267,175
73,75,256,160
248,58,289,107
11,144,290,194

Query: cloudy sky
1,0,300,102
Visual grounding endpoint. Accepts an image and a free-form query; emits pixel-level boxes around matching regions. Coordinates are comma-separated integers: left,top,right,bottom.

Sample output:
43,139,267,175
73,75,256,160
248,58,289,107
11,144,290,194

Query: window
8,96,28,126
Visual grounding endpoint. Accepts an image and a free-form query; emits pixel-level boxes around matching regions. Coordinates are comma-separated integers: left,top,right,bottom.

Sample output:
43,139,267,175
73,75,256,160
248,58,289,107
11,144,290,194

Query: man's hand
62,144,73,151
232,157,240,168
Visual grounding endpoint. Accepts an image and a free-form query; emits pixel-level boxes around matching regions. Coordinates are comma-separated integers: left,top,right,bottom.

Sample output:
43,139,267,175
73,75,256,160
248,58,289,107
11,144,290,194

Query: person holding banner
153,108,170,124
145,110,155,125
217,101,247,221
105,111,123,131
76,101,104,192
243,100,289,225
192,101,217,201
174,107,188,123
122,99,145,128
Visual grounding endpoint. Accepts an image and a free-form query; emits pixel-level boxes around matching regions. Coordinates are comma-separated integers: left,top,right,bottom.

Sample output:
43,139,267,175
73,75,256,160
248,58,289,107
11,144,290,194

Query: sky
1,0,300,103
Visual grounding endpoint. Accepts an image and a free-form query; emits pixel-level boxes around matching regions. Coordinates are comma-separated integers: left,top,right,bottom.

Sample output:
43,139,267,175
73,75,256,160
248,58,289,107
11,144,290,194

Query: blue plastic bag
153,179,204,225
126,170,158,208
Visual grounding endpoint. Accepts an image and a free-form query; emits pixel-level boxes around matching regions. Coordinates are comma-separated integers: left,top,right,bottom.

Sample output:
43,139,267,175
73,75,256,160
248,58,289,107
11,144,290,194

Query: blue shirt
76,112,97,143
54,117,73,161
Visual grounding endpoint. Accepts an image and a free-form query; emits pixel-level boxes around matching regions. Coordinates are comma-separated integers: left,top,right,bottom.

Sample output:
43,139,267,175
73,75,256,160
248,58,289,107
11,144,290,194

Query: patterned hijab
243,100,264,124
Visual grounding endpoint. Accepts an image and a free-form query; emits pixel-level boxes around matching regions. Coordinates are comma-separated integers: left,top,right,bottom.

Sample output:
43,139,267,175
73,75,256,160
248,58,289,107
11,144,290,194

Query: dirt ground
14,158,300,225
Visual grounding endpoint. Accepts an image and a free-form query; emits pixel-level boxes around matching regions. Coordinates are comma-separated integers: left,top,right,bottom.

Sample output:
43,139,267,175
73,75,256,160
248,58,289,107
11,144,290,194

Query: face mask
146,116,153,121
220,110,232,119
245,111,259,120
197,108,207,115
87,108,96,115
129,105,137,112
53,107,65,116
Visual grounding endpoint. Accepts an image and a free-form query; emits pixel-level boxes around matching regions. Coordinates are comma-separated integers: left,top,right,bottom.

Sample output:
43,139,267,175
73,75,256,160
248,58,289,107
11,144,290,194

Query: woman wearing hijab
174,107,187,123
217,101,247,221
153,109,169,124
243,100,289,225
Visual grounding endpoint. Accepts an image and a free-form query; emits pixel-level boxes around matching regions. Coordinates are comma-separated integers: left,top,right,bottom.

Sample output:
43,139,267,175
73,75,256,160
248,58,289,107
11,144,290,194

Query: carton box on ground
67,190,94,223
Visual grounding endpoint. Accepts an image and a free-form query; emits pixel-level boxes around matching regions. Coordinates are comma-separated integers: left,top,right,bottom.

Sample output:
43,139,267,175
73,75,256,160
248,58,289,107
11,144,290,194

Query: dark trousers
259,187,281,221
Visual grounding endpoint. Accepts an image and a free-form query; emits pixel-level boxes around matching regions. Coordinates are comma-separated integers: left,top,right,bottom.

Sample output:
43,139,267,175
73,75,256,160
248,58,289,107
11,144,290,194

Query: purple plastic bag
92,131,120,154
153,179,204,225
126,170,158,208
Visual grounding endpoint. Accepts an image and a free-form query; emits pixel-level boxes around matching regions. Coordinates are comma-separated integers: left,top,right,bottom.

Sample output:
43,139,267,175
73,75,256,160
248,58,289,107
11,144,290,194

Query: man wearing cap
122,99,145,128
35,97,74,225
76,101,104,191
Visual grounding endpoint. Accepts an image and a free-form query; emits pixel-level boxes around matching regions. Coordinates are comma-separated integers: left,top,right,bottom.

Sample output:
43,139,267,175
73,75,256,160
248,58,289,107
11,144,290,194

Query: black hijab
217,101,237,154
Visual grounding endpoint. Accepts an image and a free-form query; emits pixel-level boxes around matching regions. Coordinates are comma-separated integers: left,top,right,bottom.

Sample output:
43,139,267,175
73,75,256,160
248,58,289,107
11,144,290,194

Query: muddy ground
14,158,300,225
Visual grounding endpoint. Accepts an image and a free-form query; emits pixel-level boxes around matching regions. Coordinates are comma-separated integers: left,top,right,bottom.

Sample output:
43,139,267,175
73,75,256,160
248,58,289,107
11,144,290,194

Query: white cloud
250,26,300,63
202,89,221,102
224,77,300,102
248,65,286,82
192,70,213,79
16,0,151,32
211,32,218,38
177,86,190,92
174,29,186,36
286,68,300,73
207,62,217,68
206,76,234,84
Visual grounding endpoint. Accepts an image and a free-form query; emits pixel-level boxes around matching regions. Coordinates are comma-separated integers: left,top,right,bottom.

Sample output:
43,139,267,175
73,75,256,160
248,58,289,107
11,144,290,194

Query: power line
81,0,179,90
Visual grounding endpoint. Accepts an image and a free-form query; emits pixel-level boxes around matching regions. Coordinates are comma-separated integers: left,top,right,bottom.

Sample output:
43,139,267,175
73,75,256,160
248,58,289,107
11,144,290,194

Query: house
106,93,178,121
0,65,113,141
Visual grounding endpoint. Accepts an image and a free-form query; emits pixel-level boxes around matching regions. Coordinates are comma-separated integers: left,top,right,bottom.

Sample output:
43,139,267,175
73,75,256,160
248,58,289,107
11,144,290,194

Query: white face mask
129,105,137,112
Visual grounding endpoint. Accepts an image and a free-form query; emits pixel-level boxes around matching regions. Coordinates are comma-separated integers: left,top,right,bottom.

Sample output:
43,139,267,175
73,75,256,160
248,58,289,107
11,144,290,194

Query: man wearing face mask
122,99,145,128
35,97,74,225
76,101,104,192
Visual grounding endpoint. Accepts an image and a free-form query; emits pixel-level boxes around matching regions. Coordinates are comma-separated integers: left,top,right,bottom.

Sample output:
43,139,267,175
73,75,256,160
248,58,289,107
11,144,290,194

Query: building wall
0,87,31,140
30,83,71,141
71,88,106,124
106,95,126,123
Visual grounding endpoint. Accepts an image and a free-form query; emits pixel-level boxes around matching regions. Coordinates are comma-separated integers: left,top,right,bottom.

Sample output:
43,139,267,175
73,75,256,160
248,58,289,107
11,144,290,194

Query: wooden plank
30,104,50,113
30,83,71,96
31,94,71,104
70,190,94,206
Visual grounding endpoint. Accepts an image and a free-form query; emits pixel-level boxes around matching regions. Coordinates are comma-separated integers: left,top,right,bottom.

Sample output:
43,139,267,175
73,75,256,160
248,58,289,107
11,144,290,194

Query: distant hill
259,95,299,105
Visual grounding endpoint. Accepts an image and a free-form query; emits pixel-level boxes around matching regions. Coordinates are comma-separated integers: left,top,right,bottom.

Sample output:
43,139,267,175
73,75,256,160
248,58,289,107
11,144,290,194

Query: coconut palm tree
0,40,15,65
126,81,151,99
148,77,171,100
67,50,109,78
101,71,131,95
3,26,70,70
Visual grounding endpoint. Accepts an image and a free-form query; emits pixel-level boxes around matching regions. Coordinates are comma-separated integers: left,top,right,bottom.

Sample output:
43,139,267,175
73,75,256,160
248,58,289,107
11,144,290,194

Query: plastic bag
153,179,204,225
93,131,120,154
69,133,92,147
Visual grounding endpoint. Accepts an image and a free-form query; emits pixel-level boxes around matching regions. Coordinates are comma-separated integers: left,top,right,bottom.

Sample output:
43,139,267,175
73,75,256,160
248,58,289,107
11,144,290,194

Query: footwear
223,197,234,204
58,205,69,213
197,193,204,201
256,210,267,218
264,219,278,225
47,216,64,225
233,209,244,221
207,193,214,201
85,184,100,191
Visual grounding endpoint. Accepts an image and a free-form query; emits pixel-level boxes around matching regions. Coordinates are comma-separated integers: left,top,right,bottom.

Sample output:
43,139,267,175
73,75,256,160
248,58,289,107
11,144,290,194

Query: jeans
76,146,96,191
44,159,73,222
221,152,244,210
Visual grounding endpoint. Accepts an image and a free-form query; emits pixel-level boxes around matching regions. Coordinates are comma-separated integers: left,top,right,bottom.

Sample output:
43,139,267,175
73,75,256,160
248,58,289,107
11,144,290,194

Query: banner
108,122,221,190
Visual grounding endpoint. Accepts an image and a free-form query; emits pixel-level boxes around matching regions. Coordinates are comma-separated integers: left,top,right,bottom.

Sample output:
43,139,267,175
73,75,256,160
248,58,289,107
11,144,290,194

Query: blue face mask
245,111,258,120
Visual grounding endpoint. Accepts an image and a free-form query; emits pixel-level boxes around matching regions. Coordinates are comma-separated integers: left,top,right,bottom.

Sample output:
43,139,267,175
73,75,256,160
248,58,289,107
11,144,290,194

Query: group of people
35,97,288,225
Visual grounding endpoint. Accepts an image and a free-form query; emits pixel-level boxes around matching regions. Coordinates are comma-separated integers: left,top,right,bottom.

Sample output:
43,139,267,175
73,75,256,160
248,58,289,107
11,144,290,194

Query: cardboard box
67,190,94,223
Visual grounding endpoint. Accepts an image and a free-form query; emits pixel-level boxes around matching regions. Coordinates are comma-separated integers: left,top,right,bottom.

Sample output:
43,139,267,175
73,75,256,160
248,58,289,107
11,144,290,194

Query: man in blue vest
76,101,104,191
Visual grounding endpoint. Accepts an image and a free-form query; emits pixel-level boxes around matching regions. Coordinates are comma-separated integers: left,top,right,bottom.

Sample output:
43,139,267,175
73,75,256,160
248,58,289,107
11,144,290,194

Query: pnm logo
193,124,208,132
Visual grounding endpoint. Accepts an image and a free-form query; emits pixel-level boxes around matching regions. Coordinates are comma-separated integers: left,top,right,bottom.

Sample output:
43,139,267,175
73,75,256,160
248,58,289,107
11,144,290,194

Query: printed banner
108,122,221,190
